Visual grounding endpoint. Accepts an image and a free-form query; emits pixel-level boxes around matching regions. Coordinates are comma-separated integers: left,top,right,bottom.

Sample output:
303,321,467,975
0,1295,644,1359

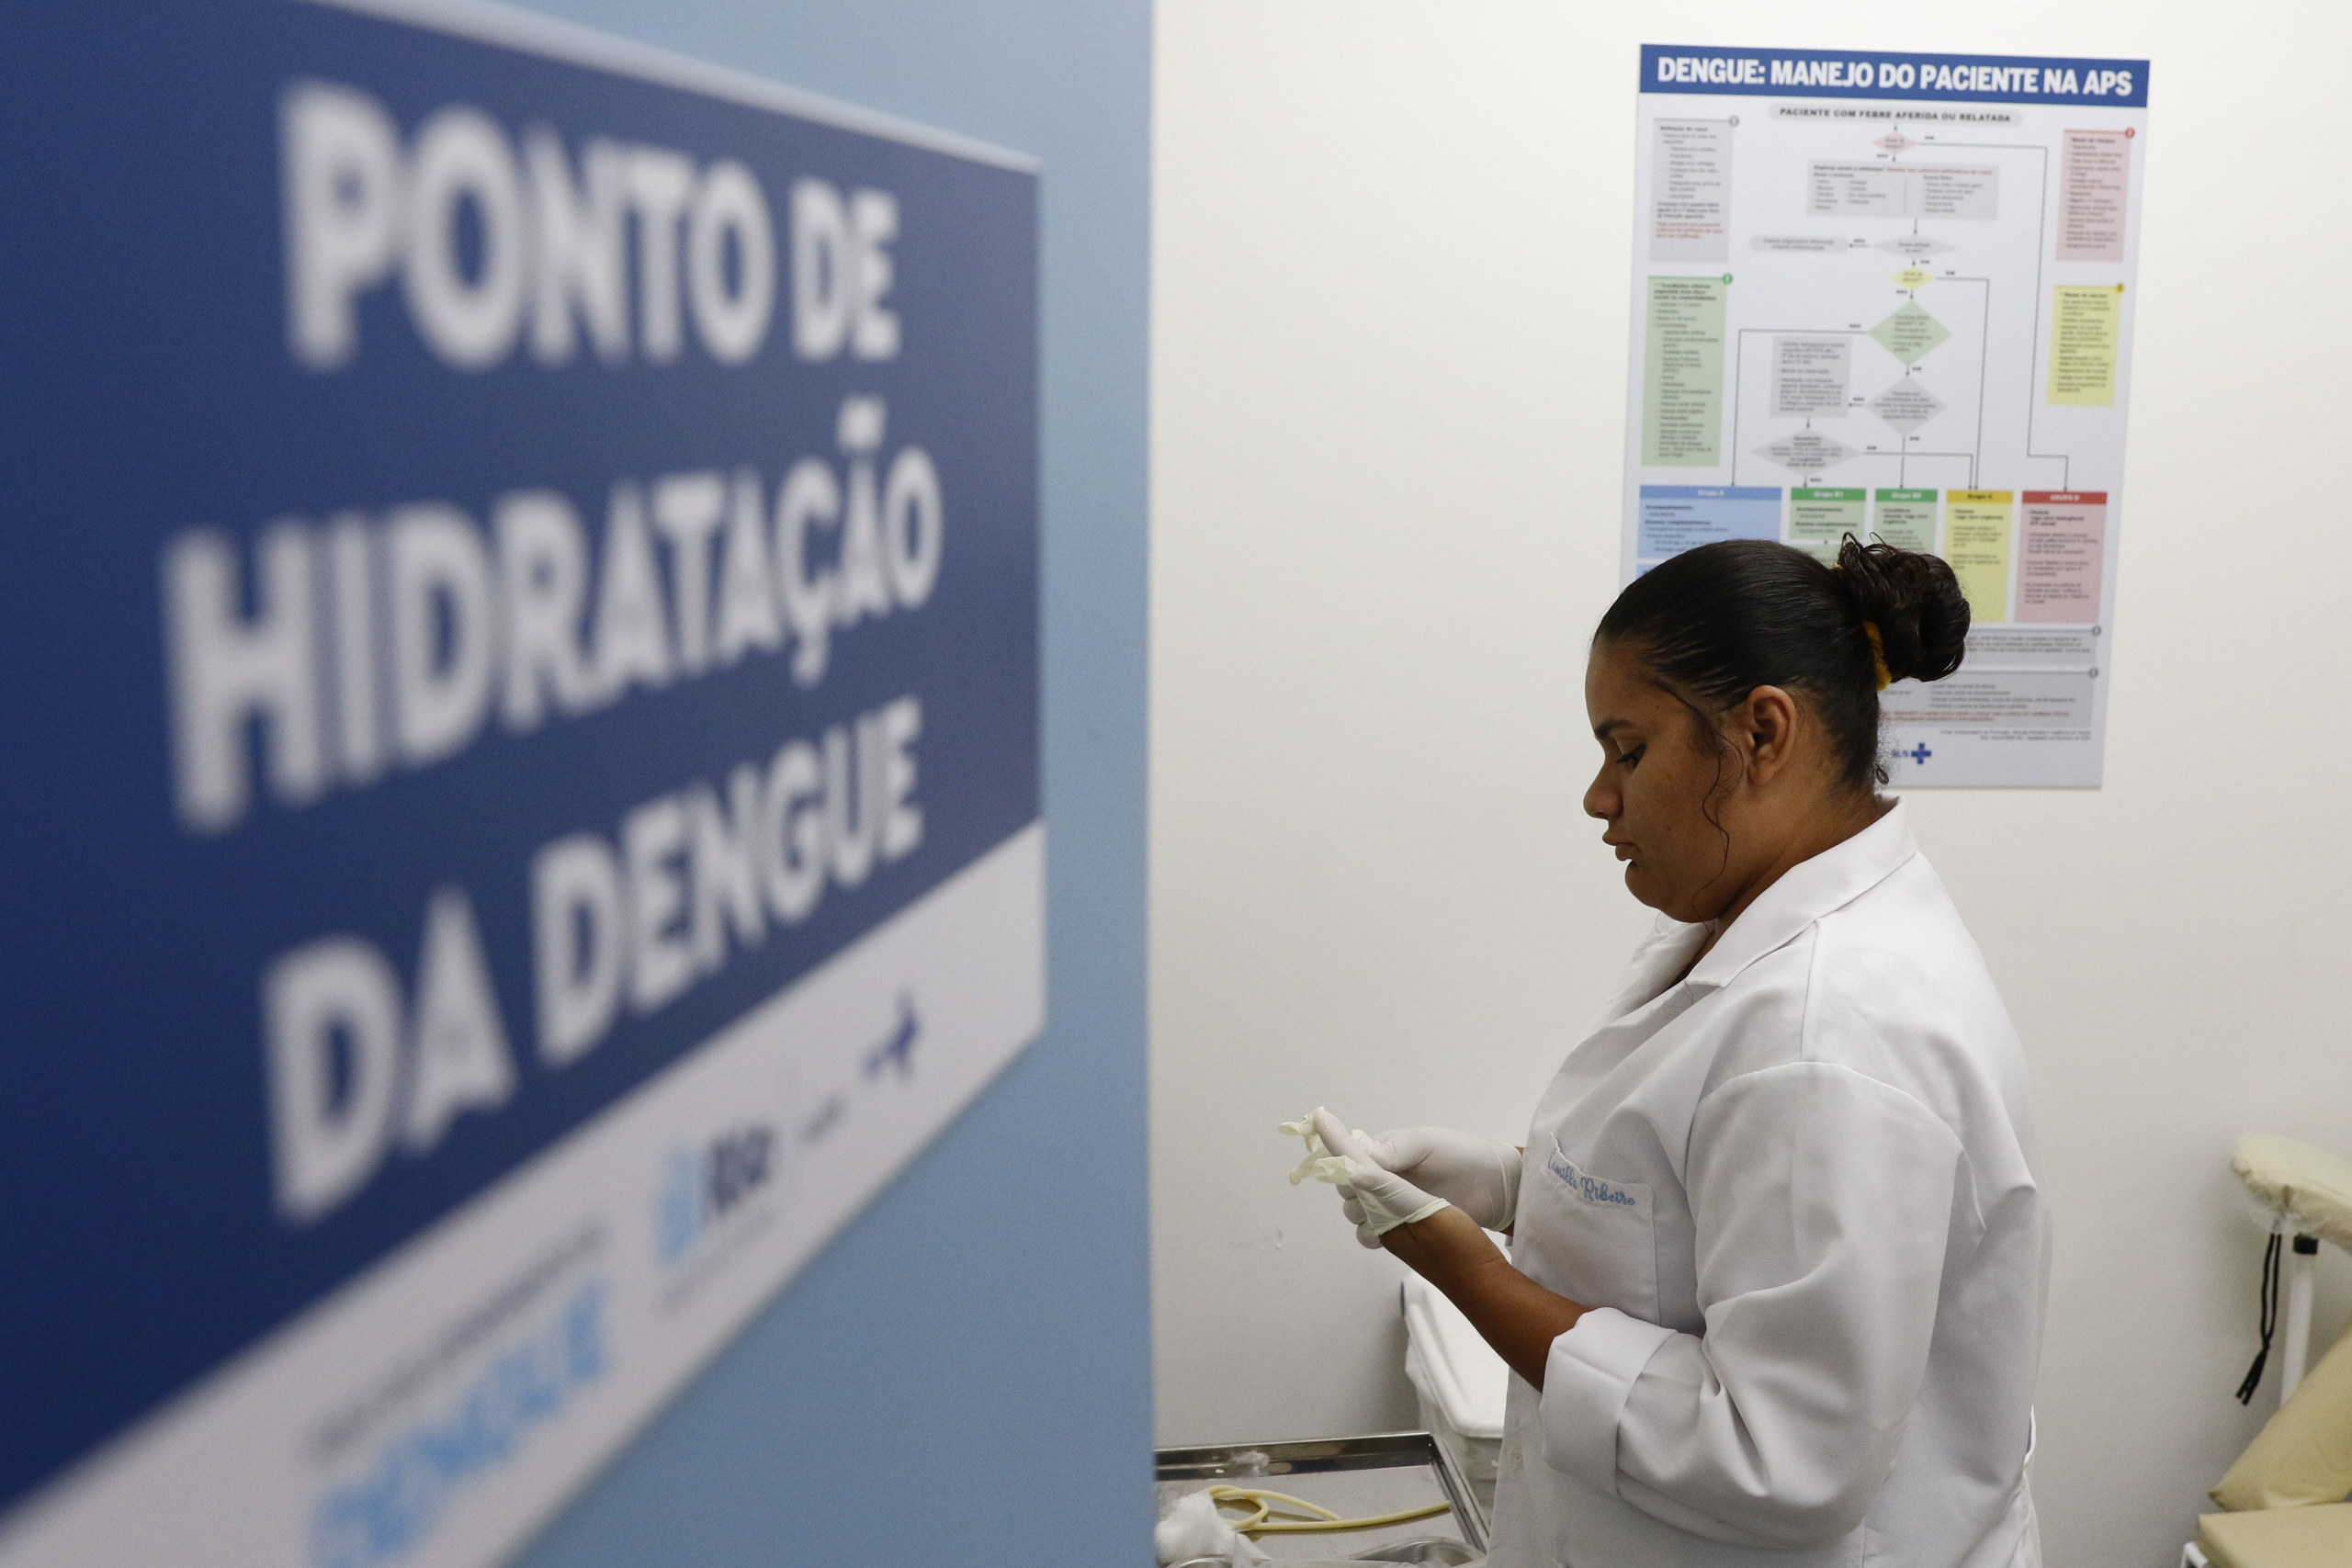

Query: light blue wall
499,4,1153,1563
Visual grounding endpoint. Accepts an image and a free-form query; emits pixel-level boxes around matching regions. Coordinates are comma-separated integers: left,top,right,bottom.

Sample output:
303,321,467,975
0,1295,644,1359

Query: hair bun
1834,536,1970,683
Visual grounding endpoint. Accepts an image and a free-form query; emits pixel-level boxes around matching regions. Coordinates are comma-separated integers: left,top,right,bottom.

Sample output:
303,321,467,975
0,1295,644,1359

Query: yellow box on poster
1945,490,2014,624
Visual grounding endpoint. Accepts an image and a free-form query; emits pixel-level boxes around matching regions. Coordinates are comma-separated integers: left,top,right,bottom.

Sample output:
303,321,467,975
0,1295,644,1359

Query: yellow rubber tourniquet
1204,1484,1452,1536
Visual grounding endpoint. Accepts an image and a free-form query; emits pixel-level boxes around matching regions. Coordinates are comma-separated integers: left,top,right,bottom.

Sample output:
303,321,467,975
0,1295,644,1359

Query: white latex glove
1353,1125,1522,1233
1279,1108,1450,1248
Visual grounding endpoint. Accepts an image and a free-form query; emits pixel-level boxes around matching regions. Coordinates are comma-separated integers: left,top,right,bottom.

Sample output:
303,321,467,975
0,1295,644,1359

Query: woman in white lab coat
1306,536,2048,1568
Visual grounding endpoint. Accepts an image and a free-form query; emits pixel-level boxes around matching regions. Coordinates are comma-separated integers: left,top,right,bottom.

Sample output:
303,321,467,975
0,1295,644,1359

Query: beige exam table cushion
2232,1134,2352,1247
2199,1503,2352,1568
2213,1314,2352,1511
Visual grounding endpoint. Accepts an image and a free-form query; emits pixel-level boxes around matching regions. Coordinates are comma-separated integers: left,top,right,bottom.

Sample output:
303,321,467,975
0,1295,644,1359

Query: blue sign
0,1,1041,1553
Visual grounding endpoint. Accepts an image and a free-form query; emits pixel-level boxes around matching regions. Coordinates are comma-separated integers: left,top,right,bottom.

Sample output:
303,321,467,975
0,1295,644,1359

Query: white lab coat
1487,801,2048,1568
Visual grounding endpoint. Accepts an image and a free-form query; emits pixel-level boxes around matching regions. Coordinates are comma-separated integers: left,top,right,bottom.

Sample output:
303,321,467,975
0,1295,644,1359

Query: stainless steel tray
1156,1431,1487,1561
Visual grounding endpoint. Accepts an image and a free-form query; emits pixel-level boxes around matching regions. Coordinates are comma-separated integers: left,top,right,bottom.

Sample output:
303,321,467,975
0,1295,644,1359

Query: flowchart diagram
1622,47,2147,786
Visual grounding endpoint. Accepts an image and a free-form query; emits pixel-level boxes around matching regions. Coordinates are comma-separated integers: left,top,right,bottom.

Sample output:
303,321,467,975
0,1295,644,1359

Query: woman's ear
1742,684,1801,784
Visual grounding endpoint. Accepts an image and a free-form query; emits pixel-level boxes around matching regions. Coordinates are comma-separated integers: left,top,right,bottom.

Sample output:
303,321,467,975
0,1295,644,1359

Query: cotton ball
1154,1490,1273,1565
1156,1491,1230,1562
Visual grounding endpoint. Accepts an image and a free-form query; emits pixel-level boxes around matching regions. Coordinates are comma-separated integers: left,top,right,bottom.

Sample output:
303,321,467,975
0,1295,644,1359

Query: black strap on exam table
2236,1231,2285,1405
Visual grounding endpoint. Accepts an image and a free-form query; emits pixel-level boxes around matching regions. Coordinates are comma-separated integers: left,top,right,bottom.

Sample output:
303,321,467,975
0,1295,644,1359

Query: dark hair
1596,535,1970,792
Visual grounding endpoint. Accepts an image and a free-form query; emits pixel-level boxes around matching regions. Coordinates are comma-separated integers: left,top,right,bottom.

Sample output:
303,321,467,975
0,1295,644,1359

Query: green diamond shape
1870,301,1951,367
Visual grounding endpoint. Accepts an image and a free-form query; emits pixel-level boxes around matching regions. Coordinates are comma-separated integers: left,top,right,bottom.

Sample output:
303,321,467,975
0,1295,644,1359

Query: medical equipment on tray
1158,1434,1486,1566
1159,1483,1456,1565
1170,1544,1477,1568
1207,1485,1451,1535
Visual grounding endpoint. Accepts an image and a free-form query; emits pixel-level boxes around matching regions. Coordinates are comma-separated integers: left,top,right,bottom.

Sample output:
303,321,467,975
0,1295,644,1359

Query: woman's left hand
1310,1111,1452,1247
1285,1110,1588,1386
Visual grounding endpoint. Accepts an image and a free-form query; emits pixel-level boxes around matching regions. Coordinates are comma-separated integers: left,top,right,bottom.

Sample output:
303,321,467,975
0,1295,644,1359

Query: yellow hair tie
1829,562,1894,690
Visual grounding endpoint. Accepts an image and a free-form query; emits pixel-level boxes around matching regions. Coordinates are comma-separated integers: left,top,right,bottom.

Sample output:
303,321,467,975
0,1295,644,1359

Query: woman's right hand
1347,1120,1523,1234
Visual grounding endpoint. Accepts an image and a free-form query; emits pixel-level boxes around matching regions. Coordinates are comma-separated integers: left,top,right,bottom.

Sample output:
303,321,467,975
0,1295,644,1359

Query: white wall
1148,4,2352,1562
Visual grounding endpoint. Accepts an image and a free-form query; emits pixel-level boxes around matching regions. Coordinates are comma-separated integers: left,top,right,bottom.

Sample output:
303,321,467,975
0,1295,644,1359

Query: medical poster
0,2,1040,1564
1623,46,2148,786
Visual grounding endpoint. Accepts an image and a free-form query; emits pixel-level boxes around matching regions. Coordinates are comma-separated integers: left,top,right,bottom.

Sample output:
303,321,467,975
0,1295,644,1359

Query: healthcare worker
1300,536,2049,1567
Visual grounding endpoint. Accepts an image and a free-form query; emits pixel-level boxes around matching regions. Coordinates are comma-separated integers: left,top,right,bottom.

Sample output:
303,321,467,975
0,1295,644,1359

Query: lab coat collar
1591,916,1715,1028
1682,797,1918,990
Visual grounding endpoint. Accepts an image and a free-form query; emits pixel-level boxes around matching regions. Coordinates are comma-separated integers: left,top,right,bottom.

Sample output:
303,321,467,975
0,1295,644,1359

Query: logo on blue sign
309,1280,608,1568
657,1124,778,1266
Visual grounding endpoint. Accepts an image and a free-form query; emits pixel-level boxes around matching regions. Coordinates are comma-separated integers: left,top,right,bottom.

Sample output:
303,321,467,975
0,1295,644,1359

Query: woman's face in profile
1581,638,1745,923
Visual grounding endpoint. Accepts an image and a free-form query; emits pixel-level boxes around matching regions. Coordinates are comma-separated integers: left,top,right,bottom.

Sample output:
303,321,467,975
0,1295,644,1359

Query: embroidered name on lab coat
1545,1144,1640,1208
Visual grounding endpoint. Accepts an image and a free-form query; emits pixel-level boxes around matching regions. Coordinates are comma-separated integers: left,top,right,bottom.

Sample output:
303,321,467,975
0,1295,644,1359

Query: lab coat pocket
1520,1138,1659,1323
